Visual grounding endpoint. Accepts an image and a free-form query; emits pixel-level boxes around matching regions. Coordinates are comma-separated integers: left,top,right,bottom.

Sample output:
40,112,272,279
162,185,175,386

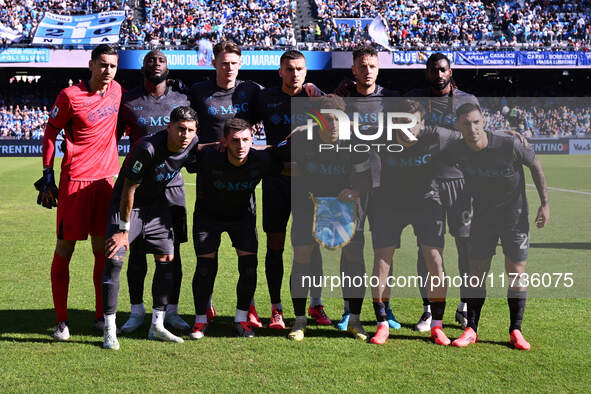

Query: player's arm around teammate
102,107,198,350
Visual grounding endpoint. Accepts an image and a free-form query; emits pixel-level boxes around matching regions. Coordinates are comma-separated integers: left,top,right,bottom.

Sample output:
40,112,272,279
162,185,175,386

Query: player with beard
405,53,479,332
37,45,121,341
447,103,549,350
368,100,462,346
102,106,198,350
116,50,192,334
254,50,329,329
333,46,402,333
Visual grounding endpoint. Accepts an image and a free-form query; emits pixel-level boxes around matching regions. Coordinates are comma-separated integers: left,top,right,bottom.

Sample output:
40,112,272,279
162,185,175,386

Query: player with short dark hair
188,118,287,339
116,49,192,334
333,45,402,332
448,104,549,351
189,40,266,327
288,95,371,341
254,49,328,330
405,52,479,332
37,44,121,341
368,99,461,345
102,106,199,350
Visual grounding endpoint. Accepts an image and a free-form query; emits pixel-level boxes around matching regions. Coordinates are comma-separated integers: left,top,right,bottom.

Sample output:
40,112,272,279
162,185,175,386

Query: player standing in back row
254,50,330,329
406,53,479,331
36,44,121,341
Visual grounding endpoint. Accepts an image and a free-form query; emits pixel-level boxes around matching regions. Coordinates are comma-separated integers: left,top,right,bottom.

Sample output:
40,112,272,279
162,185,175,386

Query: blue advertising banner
456,51,516,66
392,50,455,65
0,48,50,63
0,139,129,157
32,11,125,45
516,51,578,66
117,50,331,70
577,52,591,66
333,18,373,30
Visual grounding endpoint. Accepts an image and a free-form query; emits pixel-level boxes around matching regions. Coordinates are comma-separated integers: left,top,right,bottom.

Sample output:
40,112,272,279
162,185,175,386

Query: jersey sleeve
125,143,152,184
438,127,463,150
47,90,73,130
351,150,370,174
512,136,536,167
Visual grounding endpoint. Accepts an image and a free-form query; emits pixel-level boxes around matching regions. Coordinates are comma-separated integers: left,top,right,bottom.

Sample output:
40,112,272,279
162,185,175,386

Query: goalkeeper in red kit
36,44,122,341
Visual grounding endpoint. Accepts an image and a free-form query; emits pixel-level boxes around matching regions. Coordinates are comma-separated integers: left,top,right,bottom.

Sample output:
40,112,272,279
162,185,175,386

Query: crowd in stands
310,0,591,51
0,105,49,140
124,0,297,48
2,0,590,50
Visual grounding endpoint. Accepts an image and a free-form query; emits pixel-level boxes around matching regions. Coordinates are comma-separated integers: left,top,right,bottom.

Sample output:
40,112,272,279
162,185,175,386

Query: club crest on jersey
51,106,59,118
131,161,143,174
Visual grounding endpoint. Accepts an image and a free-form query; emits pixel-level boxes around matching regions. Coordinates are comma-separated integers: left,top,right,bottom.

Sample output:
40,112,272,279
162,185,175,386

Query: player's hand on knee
34,168,59,209
105,232,129,259
535,204,549,228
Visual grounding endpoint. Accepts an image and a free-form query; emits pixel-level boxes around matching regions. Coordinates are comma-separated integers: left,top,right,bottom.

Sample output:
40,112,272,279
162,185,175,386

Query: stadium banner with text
528,139,570,155
569,139,591,155
455,51,517,66
516,51,578,66
32,11,125,45
0,48,50,63
334,51,591,68
0,139,130,157
333,18,373,30
117,50,331,70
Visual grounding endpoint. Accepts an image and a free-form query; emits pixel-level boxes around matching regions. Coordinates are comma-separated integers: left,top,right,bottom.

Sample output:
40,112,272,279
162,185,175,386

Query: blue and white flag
0,23,23,43
368,15,394,51
33,11,125,45
312,196,357,250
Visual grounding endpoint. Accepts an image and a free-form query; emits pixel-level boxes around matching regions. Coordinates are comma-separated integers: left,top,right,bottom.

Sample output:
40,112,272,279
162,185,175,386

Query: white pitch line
526,184,591,196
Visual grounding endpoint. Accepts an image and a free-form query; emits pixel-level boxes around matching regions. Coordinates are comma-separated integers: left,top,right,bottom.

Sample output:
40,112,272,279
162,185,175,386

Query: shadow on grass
530,242,591,250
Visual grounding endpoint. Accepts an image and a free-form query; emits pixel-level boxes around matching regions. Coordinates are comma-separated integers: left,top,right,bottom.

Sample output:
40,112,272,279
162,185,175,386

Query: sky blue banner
117,50,331,70
333,18,373,30
0,48,50,63
32,11,124,45
516,51,578,66
392,50,455,65
456,51,516,66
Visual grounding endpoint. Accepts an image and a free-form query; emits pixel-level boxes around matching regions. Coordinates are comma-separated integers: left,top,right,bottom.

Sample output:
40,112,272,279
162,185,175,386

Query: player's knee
196,256,215,279
266,232,286,250
103,258,123,283
55,240,76,259
238,254,258,278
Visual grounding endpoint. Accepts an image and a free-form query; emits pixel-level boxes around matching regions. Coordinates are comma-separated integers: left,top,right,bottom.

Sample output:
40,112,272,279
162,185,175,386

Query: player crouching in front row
101,107,199,350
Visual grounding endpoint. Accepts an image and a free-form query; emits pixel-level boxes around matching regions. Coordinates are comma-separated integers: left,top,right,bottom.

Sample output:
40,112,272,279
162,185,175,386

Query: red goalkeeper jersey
47,80,122,181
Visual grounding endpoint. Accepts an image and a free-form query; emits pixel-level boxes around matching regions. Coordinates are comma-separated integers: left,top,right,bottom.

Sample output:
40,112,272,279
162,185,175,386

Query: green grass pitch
0,156,589,392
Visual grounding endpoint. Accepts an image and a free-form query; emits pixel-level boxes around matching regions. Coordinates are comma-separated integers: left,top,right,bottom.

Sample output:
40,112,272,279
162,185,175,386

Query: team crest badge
131,160,143,174
312,195,357,250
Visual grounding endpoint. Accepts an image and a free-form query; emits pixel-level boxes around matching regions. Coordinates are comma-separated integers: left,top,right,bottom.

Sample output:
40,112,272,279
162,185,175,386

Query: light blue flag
312,196,357,250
